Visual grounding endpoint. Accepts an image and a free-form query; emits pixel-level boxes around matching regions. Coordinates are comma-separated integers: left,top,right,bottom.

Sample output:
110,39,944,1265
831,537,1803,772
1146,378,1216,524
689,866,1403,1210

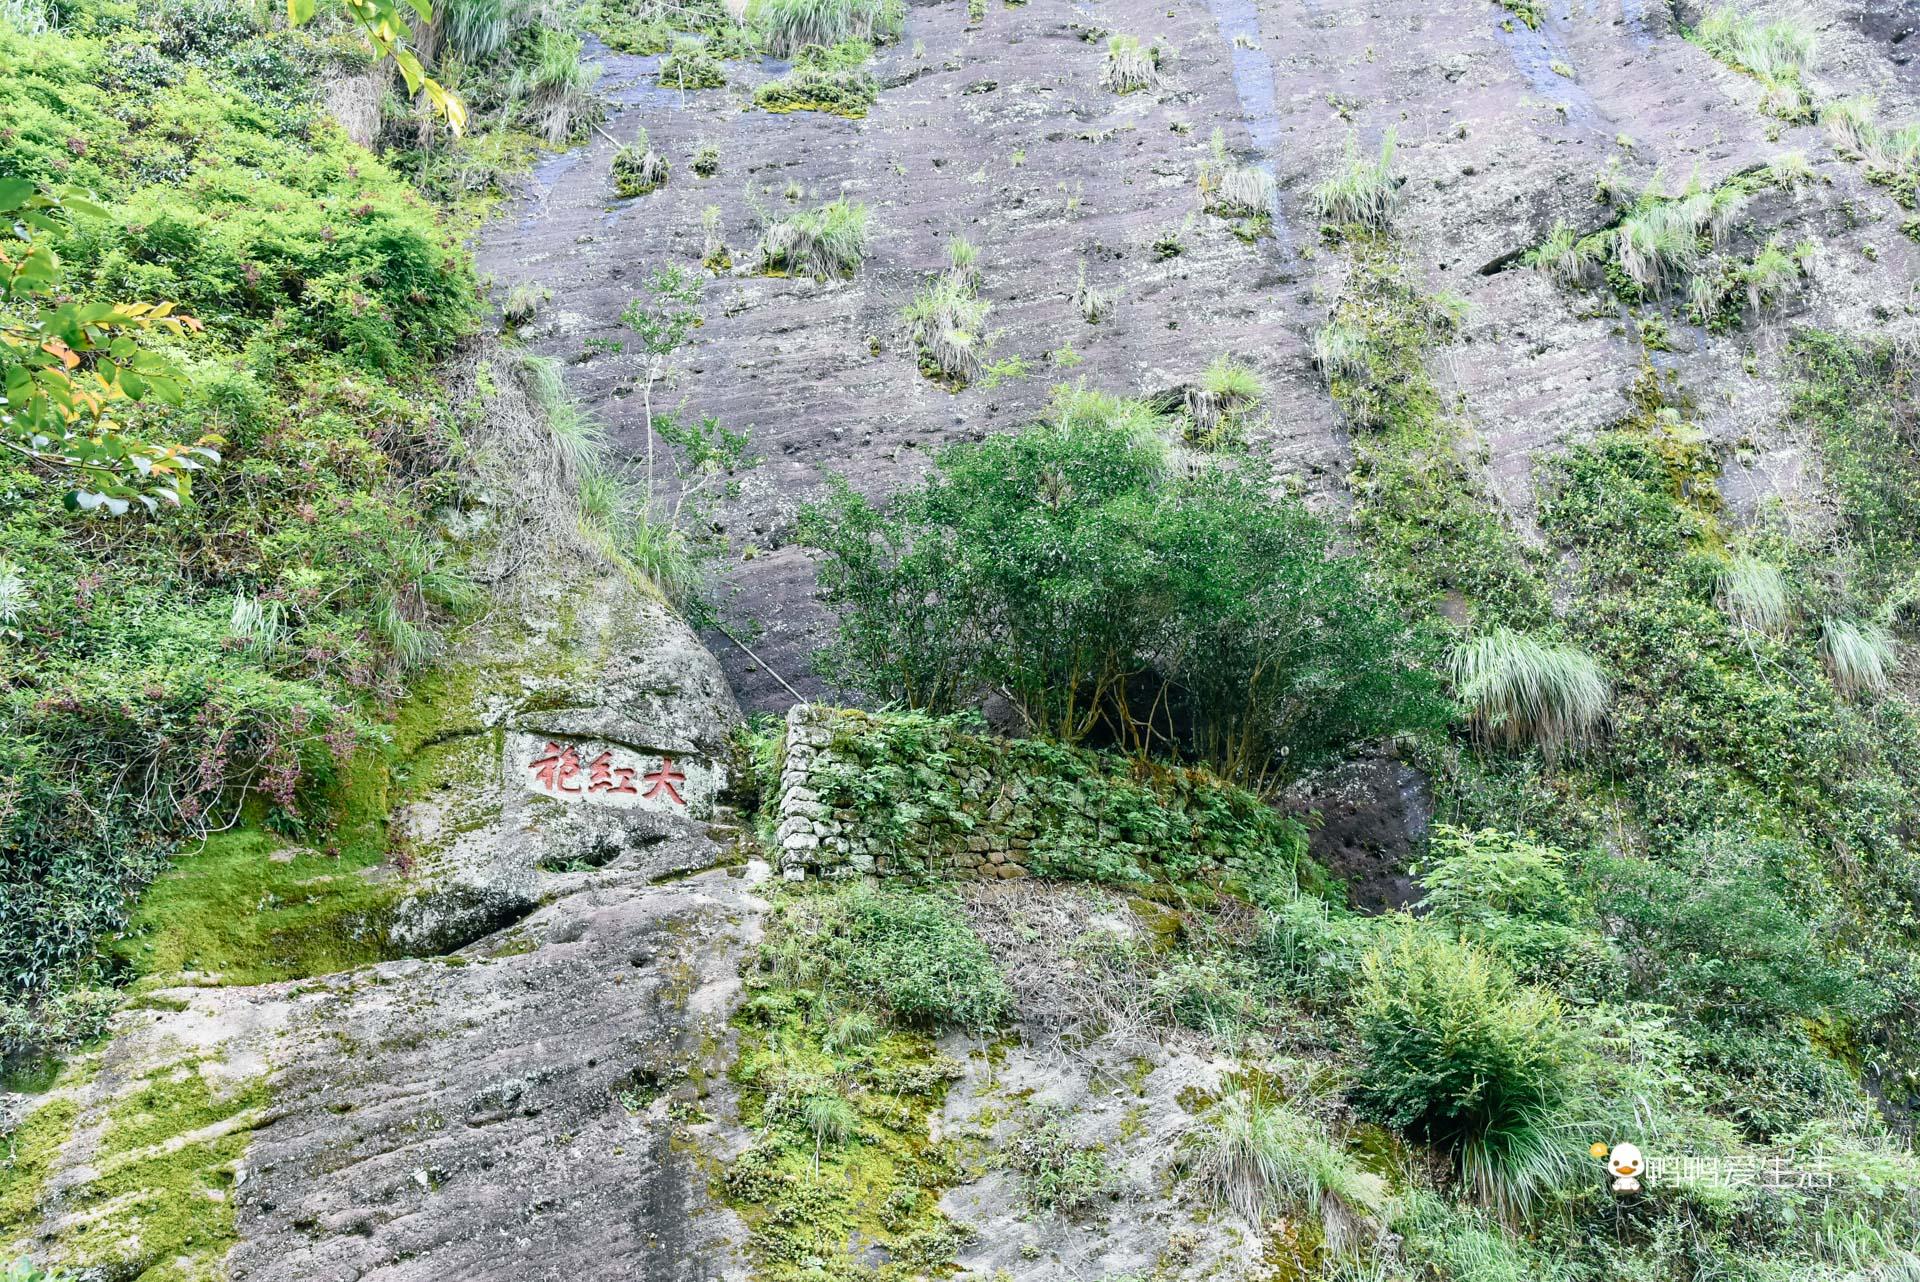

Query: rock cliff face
0,348,757,1281
480,0,1919,714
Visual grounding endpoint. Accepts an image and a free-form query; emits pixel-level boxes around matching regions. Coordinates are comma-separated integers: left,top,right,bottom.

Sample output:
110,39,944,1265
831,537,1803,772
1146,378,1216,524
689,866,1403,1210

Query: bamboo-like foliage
1450,628,1611,753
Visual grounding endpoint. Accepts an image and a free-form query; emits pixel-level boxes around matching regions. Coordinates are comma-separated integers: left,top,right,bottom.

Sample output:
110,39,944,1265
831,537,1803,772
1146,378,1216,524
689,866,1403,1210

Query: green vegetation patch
107,822,399,990
0,1097,79,1239
1318,246,1549,625
54,1061,268,1280
722,882,990,1279
754,41,877,116
806,709,1312,891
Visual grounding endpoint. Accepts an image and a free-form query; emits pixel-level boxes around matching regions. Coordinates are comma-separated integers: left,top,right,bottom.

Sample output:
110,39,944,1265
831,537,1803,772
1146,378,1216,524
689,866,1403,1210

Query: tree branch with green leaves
0,182,217,515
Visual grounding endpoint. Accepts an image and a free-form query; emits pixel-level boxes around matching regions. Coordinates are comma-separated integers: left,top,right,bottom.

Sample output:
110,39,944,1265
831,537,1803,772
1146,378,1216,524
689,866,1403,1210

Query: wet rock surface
482,0,1920,715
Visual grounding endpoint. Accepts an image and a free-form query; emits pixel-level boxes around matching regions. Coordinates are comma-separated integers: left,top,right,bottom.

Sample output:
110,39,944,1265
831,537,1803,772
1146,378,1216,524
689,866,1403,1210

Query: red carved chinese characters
587,750,638,795
528,741,583,793
641,757,687,805
528,740,687,806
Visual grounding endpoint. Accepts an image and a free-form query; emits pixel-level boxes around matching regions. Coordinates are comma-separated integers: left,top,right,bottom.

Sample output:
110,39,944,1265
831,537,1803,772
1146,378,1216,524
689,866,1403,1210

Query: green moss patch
52,1062,268,1282
0,1096,79,1240
719,883,989,1278
108,823,401,990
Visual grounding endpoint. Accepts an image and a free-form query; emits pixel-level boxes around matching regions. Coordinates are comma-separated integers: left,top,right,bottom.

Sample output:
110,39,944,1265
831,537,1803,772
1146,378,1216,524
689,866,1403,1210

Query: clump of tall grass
758,198,871,279
1820,617,1898,696
700,204,730,270
1767,148,1815,188
514,351,701,604
1102,34,1160,94
1185,354,1264,445
500,280,550,328
1198,127,1275,219
1450,628,1610,754
1073,260,1116,323
1823,96,1920,182
1183,1088,1388,1250
438,0,536,62
1716,555,1790,634
943,234,980,288
1742,234,1813,310
1694,5,1816,121
902,274,991,387
612,134,670,196
1525,221,1602,287
749,0,901,57
510,27,603,144
1593,155,1633,206
1311,130,1399,229
1310,319,1371,388
1608,173,1746,295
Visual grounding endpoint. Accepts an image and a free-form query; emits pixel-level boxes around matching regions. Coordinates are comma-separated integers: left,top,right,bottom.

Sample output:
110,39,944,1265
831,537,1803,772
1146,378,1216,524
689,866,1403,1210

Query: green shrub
1591,837,1872,1036
612,140,670,195
798,390,1446,785
659,35,726,89
1351,927,1577,1214
1414,826,1597,983
0,0,481,1054
1254,893,1375,1007
1005,1107,1116,1215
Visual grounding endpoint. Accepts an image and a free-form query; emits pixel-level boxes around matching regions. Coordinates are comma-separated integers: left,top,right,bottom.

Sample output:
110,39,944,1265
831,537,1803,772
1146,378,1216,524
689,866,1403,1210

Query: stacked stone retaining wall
774,705,1303,887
